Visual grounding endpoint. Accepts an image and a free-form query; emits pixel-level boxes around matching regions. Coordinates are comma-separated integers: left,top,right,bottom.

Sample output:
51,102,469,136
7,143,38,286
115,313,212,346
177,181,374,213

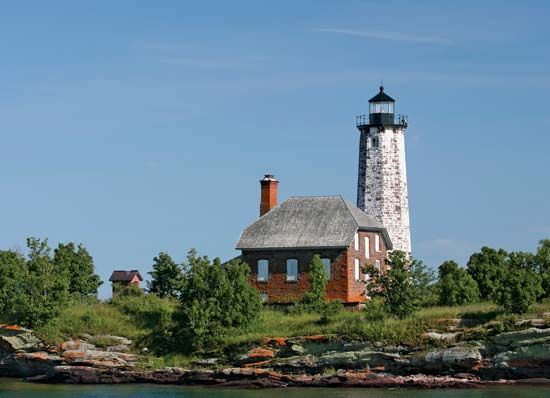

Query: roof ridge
287,195,344,199
340,196,360,229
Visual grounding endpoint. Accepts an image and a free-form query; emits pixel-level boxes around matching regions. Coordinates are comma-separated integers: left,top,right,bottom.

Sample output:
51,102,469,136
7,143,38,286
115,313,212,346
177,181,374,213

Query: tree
491,251,543,314
53,242,102,298
535,239,550,298
438,260,480,306
22,238,70,326
411,259,438,307
300,254,328,310
147,252,182,298
365,250,419,318
0,250,27,322
173,251,262,354
467,247,507,300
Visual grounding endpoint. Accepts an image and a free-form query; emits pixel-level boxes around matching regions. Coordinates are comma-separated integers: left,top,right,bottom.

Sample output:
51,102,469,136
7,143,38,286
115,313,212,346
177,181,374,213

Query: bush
363,297,388,321
173,251,262,354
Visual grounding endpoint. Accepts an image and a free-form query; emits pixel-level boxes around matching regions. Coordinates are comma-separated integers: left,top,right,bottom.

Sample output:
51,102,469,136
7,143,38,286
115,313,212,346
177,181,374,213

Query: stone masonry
357,126,411,253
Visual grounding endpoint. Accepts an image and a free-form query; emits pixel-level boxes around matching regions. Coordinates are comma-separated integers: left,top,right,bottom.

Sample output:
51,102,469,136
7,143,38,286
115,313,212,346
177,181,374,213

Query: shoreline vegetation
1,238,550,386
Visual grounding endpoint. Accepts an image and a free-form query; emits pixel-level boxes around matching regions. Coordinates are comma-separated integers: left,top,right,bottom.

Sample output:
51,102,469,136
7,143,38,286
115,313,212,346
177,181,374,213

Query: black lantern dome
356,86,407,129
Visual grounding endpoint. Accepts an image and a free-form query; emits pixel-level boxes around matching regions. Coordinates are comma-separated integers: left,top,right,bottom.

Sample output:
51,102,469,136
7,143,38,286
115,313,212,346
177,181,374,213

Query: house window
365,237,370,259
257,259,269,282
354,259,360,281
375,260,381,272
375,234,381,252
321,258,331,280
354,232,359,251
260,293,269,303
286,259,298,282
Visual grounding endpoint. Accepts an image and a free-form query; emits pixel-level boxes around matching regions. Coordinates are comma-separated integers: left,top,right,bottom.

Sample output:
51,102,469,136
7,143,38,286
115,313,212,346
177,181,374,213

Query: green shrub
173,251,262,354
363,297,388,321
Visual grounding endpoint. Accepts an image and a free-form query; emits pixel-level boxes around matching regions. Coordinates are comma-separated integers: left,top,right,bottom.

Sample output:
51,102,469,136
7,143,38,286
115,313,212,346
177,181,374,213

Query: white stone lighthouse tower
356,86,411,253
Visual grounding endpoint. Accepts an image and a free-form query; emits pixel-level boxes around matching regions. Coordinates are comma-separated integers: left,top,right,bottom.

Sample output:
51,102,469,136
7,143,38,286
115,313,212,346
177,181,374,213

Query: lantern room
368,85,395,125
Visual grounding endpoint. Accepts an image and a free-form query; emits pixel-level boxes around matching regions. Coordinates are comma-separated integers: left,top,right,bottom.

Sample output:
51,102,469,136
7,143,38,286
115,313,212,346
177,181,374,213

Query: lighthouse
356,86,411,253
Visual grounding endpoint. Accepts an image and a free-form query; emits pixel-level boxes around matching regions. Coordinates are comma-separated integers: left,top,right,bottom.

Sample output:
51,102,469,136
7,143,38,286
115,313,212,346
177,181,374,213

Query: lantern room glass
370,101,394,114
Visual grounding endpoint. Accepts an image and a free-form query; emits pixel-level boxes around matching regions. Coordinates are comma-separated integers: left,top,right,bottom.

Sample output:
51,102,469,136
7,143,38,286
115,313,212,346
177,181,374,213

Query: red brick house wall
242,231,387,304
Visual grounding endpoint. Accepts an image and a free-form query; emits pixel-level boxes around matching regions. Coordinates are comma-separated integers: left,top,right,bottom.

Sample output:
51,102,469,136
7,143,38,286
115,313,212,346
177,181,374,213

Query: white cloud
315,28,452,45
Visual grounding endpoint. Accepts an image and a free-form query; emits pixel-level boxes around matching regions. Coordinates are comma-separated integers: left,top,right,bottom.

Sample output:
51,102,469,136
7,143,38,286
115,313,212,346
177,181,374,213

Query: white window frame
364,236,370,259
375,260,381,272
257,259,269,282
354,232,359,251
354,259,360,281
286,259,298,282
321,258,331,280
375,234,381,252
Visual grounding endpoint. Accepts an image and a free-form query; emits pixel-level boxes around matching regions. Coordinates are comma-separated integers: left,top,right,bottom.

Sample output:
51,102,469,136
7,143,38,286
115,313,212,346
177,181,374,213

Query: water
1,380,549,398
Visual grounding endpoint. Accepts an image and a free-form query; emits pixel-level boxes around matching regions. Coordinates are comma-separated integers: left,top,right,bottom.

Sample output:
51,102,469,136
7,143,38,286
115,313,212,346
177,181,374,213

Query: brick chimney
260,174,278,216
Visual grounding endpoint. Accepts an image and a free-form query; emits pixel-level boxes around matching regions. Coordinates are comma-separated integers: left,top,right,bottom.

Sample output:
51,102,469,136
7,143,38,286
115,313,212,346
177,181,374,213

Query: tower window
372,137,379,148
257,259,269,282
286,259,298,282
321,258,331,280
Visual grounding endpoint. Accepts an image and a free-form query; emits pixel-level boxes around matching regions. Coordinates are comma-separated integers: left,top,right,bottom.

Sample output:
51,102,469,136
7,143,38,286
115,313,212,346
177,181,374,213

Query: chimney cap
261,174,278,182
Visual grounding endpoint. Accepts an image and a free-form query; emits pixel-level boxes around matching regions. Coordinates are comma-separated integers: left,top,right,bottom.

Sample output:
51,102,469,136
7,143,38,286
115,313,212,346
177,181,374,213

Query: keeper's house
236,175,392,304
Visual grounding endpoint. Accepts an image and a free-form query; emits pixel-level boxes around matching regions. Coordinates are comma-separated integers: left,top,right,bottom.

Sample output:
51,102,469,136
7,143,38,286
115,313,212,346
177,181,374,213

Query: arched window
354,259,360,281
286,259,298,282
321,258,331,280
257,259,269,282
375,234,381,252
365,236,370,259
354,232,359,251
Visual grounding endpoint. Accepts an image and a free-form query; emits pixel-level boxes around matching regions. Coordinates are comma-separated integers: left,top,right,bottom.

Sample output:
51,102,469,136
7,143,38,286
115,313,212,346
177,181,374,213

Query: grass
32,299,550,357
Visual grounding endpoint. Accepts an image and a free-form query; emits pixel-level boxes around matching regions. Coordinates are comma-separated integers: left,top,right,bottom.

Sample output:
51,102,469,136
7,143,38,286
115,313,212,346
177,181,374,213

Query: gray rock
424,346,482,370
290,344,305,354
0,327,43,353
491,328,550,348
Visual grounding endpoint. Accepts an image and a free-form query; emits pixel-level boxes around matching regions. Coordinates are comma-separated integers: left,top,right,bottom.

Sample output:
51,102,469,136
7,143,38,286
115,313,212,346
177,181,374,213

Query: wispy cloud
315,28,452,45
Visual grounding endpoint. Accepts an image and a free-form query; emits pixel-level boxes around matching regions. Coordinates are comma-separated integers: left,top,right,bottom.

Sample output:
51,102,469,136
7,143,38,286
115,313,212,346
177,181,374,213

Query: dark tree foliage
535,239,550,298
147,252,182,298
467,247,507,300
173,250,262,354
53,242,102,298
365,250,425,318
0,250,27,322
491,251,543,314
0,238,102,327
21,238,70,326
438,260,480,306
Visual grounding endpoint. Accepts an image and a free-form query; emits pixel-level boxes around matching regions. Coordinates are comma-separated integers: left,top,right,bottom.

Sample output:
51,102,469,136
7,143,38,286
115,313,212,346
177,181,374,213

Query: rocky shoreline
2,322,550,388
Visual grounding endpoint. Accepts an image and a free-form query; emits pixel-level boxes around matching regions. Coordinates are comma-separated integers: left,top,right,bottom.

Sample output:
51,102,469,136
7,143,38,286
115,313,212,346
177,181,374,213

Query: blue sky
1,0,549,298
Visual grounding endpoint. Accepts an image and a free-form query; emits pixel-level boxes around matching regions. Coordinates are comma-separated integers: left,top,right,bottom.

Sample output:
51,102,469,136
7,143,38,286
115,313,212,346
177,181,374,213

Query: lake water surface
1,380,549,398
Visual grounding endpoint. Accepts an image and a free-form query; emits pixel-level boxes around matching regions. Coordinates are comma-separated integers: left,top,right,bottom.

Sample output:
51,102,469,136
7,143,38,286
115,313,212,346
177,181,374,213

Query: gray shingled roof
236,196,392,250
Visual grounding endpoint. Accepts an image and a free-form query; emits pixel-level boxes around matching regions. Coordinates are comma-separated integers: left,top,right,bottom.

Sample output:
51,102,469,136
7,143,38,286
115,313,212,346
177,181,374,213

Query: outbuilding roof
109,270,143,282
236,196,392,250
